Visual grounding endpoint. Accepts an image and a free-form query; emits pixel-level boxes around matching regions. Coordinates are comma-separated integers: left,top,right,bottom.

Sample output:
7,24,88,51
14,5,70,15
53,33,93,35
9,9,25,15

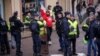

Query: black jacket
9,16,24,32
53,5,63,15
62,17,69,38
30,20,40,35
76,4,82,12
86,7,95,16
0,19,8,33
90,16,100,39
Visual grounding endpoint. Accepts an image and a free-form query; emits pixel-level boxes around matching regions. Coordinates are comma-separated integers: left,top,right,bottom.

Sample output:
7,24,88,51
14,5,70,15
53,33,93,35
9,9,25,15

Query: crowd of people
0,1,100,56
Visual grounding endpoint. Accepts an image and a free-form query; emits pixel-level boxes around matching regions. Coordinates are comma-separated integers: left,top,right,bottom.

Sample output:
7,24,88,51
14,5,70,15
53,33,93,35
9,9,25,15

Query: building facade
0,0,99,21
0,0,22,22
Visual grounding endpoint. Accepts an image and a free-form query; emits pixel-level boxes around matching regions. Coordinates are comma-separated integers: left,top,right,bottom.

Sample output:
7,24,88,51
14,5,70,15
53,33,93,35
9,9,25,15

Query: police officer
0,15,10,55
68,14,79,55
9,11,24,56
38,17,47,40
30,13,41,56
24,13,31,27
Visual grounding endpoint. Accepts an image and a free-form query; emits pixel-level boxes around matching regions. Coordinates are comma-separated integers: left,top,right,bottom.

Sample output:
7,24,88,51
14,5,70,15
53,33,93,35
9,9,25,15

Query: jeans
56,29,64,49
63,38,72,56
87,38,96,56
12,32,22,53
47,27,52,41
32,34,41,54
96,39,100,56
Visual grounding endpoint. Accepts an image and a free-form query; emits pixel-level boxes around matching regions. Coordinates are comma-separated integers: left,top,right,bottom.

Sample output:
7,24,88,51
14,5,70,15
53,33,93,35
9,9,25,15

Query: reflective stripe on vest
37,21,45,31
68,20,78,35
7,22,10,31
37,20,47,36
83,24,89,28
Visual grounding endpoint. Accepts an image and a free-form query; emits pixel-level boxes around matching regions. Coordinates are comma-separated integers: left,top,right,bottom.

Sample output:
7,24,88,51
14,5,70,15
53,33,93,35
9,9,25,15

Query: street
8,25,88,56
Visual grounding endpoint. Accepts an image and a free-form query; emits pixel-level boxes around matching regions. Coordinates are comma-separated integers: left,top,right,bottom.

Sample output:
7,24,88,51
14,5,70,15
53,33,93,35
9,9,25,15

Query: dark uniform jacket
9,16,24,32
90,16,100,39
30,19,40,35
0,19,8,34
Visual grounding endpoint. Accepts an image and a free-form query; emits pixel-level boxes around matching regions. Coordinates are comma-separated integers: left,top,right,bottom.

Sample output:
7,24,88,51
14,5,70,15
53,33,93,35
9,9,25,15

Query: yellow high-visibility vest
68,20,78,36
82,24,89,28
24,16,31,24
82,24,89,31
37,20,47,36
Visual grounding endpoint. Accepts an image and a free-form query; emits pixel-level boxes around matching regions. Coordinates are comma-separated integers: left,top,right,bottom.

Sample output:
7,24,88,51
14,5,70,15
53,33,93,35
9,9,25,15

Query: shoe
16,52,23,56
0,52,5,55
58,49,63,52
73,53,77,55
6,51,10,55
48,41,52,45
37,53,42,56
12,46,15,49
33,53,42,56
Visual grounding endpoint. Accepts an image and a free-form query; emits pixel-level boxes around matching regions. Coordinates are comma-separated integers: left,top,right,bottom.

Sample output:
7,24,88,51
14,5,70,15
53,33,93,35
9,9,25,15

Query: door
0,0,4,18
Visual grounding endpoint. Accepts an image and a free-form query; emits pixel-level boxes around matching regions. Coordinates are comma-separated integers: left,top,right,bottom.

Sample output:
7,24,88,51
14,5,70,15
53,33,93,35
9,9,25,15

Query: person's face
89,15,95,21
66,14,70,19
27,13,31,16
40,17,43,21
46,12,50,16
48,6,51,10
70,16,74,20
58,14,62,18
89,5,93,7
34,16,39,20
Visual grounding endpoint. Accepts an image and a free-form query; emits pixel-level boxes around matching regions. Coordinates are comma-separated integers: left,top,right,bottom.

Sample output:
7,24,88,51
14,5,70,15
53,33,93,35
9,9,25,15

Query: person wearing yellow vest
29,13,41,56
37,17,47,38
68,14,79,55
24,13,31,26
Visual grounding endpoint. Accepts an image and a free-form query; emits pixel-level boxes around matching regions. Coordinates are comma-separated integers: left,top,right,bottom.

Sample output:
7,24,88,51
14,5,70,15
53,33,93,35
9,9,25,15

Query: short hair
64,11,70,16
48,5,51,7
56,2,59,4
13,11,18,16
88,3,93,6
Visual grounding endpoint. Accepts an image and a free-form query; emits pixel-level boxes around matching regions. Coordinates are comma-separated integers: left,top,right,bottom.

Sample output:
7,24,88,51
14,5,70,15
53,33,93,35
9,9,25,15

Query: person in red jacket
42,10,55,45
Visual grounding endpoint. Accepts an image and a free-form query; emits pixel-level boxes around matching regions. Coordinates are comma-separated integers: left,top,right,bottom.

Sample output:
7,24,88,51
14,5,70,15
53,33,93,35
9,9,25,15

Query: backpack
30,21,39,34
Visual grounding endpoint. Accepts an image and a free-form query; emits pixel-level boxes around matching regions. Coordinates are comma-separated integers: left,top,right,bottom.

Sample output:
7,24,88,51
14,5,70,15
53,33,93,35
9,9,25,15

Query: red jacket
42,13,55,27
